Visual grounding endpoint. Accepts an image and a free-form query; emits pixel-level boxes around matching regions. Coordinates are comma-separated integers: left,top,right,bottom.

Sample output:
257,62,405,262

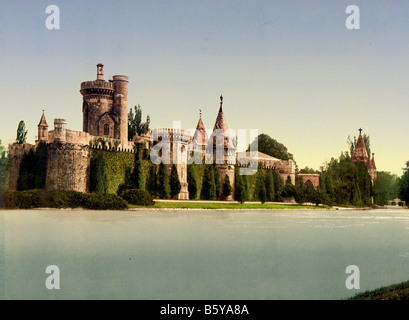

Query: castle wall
45,142,90,193
298,174,320,189
216,164,235,200
9,143,36,191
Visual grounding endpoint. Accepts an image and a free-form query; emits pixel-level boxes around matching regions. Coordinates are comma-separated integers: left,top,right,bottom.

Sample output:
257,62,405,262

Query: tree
200,165,216,200
16,120,27,144
130,147,145,190
157,162,170,199
128,105,150,140
234,168,247,203
147,165,158,195
255,175,267,204
374,171,400,206
0,139,5,157
248,133,293,161
222,175,232,199
0,140,9,193
170,165,181,198
299,166,319,174
17,142,47,191
400,161,409,204
214,166,222,198
187,164,198,200
265,170,275,202
272,170,283,201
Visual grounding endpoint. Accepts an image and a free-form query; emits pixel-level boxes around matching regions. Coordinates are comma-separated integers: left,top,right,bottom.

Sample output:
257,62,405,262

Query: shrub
120,189,154,206
1,190,128,210
83,193,128,210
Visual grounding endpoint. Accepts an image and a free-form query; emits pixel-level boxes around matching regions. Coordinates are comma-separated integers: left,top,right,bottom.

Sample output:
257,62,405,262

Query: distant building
351,128,377,183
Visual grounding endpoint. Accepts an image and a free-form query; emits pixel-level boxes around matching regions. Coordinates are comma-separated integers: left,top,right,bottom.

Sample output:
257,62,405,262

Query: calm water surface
1,208,409,300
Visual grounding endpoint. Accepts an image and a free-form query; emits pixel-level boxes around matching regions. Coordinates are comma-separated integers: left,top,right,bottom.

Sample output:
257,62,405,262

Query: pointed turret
36,110,49,143
370,153,376,170
193,113,208,147
351,128,369,164
212,95,235,150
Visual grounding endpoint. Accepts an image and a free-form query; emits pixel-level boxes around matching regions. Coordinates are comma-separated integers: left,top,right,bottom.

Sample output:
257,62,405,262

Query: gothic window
304,180,314,189
104,124,109,136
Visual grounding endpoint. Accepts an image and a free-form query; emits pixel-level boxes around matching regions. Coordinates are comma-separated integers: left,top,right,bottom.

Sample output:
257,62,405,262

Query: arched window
104,124,109,136
304,180,314,189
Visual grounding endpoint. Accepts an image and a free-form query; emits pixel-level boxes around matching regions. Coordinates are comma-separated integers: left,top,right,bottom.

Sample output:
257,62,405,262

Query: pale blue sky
1,0,409,174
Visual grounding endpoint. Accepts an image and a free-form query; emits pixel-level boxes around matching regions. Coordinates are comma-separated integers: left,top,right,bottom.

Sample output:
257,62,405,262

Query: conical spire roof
370,153,376,170
211,95,235,149
193,116,208,146
38,112,48,127
213,96,229,131
352,129,368,163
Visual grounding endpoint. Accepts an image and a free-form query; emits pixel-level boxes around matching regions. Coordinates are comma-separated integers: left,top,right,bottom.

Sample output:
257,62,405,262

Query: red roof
351,132,368,163
193,117,208,146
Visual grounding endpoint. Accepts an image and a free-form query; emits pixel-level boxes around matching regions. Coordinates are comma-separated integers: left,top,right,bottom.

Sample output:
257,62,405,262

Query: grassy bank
347,280,409,300
128,201,332,210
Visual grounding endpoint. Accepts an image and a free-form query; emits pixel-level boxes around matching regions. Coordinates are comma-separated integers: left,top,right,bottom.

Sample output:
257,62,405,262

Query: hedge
0,189,128,210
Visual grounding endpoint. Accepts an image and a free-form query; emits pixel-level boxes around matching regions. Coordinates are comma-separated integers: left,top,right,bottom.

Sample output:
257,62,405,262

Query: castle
8,64,300,199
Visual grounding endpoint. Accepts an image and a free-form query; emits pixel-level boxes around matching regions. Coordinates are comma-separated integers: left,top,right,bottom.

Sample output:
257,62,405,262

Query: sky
0,0,409,175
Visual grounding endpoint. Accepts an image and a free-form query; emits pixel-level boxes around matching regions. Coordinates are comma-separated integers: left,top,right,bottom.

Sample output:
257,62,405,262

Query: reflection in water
1,209,409,300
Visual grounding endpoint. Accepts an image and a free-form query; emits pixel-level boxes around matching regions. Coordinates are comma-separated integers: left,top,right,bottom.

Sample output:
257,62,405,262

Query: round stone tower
112,75,129,142
80,64,128,142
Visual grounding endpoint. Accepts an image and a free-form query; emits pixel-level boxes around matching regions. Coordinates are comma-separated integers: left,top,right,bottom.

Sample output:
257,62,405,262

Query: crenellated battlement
80,80,114,90
152,128,192,142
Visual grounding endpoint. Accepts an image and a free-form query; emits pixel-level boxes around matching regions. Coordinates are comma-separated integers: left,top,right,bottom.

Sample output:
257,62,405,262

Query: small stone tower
80,64,128,142
192,110,208,162
36,111,49,143
45,118,91,193
211,95,235,200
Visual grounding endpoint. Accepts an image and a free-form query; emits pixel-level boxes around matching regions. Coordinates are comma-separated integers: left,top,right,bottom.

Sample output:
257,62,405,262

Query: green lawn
347,280,409,300
128,201,332,210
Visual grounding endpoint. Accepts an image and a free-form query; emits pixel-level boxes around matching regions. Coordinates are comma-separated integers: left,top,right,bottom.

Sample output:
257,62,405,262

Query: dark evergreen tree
157,162,170,199
130,147,145,190
400,161,409,203
272,170,283,201
234,168,246,203
257,175,267,204
15,120,27,144
214,166,222,198
147,165,158,195
170,164,181,198
187,164,198,200
200,165,216,200
17,142,47,191
265,170,275,202
222,174,232,199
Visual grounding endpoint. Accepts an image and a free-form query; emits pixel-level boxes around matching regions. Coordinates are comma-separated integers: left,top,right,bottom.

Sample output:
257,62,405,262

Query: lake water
1,208,409,300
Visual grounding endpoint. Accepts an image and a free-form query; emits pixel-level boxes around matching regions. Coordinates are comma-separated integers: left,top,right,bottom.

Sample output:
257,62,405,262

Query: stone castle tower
80,63,128,142
210,96,236,200
351,128,377,183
